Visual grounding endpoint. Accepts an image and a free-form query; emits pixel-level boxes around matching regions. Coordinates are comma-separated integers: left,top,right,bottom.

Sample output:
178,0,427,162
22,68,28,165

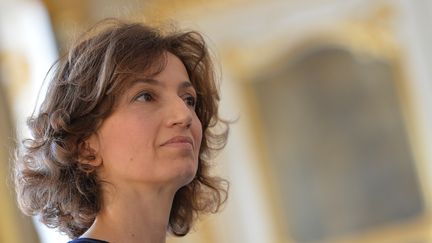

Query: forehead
109,53,166,94
112,53,196,96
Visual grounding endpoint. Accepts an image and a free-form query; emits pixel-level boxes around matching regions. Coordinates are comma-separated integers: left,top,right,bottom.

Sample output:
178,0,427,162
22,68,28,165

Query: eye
184,95,197,108
135,91,155,102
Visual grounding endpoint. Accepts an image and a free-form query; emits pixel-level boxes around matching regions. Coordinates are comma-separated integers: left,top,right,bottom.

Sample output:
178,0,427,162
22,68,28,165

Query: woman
14,19,229,243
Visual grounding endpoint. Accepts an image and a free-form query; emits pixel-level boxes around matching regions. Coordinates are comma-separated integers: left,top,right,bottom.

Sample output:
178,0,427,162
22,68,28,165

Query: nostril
186,122,192,128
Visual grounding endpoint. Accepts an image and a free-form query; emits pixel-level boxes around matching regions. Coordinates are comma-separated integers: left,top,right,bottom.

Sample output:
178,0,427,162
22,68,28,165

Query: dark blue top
68,238,109,243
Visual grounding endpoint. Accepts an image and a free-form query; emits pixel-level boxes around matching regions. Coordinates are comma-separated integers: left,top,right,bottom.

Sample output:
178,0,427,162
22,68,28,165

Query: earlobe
78,134,102,167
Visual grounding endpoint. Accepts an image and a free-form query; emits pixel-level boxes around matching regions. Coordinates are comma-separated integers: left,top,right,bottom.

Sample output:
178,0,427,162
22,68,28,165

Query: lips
161,136,194,149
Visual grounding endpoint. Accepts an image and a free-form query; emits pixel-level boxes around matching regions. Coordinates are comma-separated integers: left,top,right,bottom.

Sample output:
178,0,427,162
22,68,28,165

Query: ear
78,133,102,167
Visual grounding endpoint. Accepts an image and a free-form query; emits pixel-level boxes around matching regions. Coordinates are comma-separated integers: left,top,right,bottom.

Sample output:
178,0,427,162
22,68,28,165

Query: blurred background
2,0,432,242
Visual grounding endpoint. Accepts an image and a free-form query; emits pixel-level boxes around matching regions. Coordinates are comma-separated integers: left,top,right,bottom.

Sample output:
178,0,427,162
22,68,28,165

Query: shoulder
68,238,109,243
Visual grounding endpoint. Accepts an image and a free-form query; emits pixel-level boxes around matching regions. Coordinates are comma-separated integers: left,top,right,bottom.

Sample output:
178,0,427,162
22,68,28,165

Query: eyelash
135,91,155,102
134,91,197,108
184,94,197,108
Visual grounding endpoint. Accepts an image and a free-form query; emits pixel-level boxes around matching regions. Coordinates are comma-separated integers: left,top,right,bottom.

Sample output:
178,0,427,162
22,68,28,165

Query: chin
181,167,198,185
161,157,198,189
175,162,198,188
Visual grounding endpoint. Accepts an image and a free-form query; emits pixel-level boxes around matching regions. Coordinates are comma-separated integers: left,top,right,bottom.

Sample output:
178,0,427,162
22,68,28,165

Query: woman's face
91,52,202,191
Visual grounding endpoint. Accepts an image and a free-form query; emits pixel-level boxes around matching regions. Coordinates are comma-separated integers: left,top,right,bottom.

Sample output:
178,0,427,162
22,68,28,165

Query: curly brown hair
13,19,229,239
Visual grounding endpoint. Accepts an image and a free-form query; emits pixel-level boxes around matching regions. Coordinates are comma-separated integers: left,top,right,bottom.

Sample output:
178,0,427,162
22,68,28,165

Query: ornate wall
3,0,432,242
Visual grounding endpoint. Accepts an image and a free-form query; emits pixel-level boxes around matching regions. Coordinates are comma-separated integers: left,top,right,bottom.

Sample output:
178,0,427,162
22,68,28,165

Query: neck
82,184,176,243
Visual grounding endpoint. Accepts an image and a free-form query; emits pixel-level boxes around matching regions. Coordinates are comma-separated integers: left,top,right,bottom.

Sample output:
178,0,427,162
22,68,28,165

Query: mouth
161,136,194,149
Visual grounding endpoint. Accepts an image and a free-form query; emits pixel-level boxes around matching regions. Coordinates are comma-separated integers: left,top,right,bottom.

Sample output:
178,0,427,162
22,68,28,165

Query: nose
165,96,193,128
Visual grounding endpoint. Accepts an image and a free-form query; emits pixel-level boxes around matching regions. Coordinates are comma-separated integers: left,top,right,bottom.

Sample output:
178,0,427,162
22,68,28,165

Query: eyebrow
130,78,194,90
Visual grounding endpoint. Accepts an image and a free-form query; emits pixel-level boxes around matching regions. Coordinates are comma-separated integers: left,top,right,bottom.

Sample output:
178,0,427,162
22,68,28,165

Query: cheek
98,115,156,164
